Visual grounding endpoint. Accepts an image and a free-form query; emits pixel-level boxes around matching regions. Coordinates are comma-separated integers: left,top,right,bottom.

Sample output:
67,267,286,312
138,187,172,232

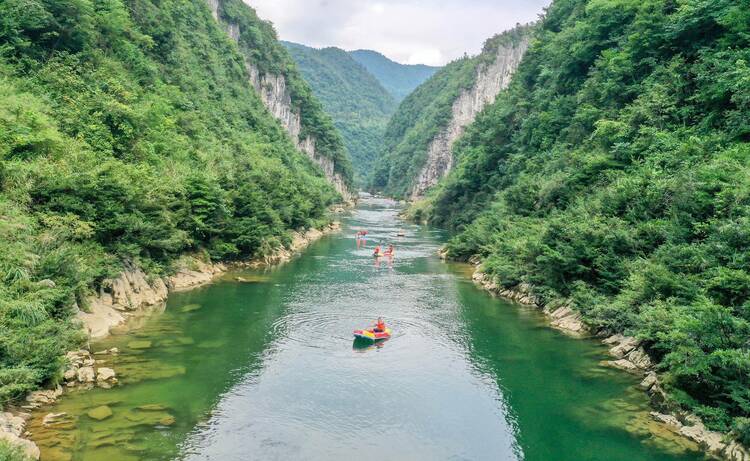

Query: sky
247,0,551,66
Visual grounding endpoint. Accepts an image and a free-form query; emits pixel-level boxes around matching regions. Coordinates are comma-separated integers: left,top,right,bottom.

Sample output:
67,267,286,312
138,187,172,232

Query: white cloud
246,0,550,66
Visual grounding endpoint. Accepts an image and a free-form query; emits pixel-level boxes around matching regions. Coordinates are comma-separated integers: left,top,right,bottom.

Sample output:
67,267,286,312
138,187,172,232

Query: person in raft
373,317,386,333
384,244,395,256
373,244,382,257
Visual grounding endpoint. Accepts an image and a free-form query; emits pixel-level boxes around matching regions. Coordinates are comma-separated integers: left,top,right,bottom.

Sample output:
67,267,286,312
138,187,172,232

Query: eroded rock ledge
78,223,341,340
471,269,750,461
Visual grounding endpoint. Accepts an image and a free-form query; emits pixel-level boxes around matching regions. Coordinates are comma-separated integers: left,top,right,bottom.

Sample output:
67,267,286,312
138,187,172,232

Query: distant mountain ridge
283,41,398,184
370,25,532,198
349,49,440,102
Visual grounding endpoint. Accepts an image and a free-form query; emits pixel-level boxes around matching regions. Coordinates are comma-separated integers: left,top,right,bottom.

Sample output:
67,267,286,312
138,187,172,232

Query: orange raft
353,327,392,341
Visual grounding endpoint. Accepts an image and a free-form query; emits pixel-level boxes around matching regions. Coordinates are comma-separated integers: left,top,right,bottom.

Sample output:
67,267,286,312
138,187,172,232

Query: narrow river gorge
28,199,706,461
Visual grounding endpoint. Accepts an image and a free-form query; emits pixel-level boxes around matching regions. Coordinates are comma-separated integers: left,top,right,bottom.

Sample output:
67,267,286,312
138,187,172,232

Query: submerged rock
180,304,202,313
87,406,113,421
136,404,167,412
127,340,152,350
42,413,67,427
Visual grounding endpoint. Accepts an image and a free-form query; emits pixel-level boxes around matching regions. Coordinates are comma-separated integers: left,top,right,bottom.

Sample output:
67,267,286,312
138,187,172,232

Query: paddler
373,317,386,332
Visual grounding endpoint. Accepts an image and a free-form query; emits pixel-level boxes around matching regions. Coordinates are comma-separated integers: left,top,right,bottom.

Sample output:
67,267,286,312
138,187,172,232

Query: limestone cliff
206,0,353,201
411,37,529,198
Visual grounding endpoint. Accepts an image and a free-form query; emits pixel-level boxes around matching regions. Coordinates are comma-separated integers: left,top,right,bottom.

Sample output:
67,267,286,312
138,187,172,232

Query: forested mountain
0,0,347,407
371,26,531,198
349,49,440,102
283,42,397,184
408,0,750,444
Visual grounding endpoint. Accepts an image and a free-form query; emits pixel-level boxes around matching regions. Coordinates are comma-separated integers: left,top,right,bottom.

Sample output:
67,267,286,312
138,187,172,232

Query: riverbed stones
87,406,113,421
97,368,116,383
0,412,40,460
63,367,77,382
136,404,167,412
94,348,120,356
0,412,26,437
650,412,750,460
25,386,63,409
77,367,96,383
41,412,70,428
180,304,202,313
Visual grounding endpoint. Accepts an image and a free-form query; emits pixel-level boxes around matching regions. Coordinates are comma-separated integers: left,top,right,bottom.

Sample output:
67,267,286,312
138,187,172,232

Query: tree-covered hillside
219,1,353,187
283,42,396,184
416,0,750,443
349,49,439,102
371,27,531,197
0,0,342,406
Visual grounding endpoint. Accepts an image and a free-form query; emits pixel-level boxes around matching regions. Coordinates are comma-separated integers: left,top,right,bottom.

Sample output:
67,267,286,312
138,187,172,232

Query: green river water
29,198,707,460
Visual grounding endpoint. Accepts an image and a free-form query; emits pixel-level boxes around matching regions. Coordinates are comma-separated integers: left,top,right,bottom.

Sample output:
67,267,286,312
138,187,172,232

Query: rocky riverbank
78,222,341,341
470,269,750,461
0,222,341,459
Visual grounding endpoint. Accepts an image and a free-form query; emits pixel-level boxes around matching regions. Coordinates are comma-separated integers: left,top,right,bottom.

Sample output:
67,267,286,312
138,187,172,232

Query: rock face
601,336,653,374
0,412,40,460
204,0,352,201
77,261,224,339
471,271,585,336
411,38,530,198
651,412,750,461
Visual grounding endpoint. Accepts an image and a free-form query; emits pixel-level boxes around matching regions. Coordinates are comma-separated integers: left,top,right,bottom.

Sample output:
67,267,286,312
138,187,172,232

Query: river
28,198,705,460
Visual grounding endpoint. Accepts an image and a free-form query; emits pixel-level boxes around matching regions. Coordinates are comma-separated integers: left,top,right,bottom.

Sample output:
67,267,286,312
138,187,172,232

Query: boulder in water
97,368,117,382
87,406,113,421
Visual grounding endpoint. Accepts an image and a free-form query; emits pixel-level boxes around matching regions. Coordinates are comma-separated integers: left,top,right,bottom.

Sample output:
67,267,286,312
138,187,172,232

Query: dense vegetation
349,49,439,102
219,0,353,185
411,0,750,443
283,42,396,184
371,28,531,197
0,0,343,406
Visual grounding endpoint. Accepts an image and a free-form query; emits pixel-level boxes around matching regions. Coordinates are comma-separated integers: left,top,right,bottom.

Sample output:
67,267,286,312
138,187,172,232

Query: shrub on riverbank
0,440,30,461
417,0,750,441
0,0,340,404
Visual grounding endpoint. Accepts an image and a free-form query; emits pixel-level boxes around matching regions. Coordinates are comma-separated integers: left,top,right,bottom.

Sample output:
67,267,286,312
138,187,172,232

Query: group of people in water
373,243,395,257
355,229,396,258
